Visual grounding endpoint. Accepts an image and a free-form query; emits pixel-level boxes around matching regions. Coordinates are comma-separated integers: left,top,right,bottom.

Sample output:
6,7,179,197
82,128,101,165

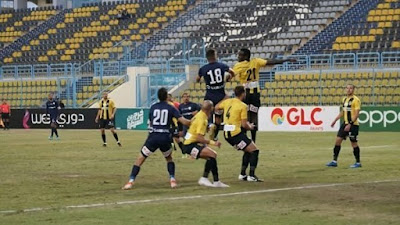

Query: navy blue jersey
149,101,182,133
198,62,229,95
179,102,200,120
46,100,59,118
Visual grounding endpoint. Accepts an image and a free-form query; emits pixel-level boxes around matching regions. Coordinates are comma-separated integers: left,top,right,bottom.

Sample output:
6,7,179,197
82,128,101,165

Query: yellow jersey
219,98,248,137
233,58,268,93
183,110,208,145
99,99,116,120
342,95,361,125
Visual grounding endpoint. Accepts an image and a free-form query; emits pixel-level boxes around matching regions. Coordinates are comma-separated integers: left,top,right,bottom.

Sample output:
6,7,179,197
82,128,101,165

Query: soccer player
197,49,235,141
215,86,262,182
95,92,121,147
0,99,11,130
178,92,200,157
183,100,229,188
46,93,60,140
122,88,191,190
167,93,183,153
233,48,296,143
326,84,362,168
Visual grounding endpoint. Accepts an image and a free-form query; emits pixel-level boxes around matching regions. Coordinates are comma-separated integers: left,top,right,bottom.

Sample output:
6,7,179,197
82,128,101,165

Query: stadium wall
89,67,149,109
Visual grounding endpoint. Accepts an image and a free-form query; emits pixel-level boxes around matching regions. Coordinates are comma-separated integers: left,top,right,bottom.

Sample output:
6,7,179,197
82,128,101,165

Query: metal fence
276,52,400,71
259,68,400,106
1,51,400,108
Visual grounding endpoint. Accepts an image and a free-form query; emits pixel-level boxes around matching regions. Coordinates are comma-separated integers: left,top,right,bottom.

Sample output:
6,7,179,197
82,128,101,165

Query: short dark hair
158,88,168,101
347,84,356,89
234,85,245,97
206,49,216,59
240,48,251,60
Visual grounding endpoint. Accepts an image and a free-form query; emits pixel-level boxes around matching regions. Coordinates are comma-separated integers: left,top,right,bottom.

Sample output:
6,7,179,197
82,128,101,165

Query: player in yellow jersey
183,100,229,188
233,48,296,143
215,86,262,182
95,92,121,147
327,84,362,168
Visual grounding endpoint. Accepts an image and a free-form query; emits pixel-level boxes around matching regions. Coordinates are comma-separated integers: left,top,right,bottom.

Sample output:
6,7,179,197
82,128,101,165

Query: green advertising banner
115,108,149,130
357,106,400,132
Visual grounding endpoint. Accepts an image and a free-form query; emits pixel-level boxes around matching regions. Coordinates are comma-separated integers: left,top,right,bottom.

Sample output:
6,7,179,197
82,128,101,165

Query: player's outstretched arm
178,116,191,127
265,58,297,65
226,68,235,82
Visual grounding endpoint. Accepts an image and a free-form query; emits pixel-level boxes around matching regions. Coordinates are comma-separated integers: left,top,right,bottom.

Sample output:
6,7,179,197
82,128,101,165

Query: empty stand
263,70,400,106
0,78,65,108
2,0,191,65
148,0,351,64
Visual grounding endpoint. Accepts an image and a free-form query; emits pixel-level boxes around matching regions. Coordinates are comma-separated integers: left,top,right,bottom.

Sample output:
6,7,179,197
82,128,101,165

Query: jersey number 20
207,68,223,84
153,109,168,125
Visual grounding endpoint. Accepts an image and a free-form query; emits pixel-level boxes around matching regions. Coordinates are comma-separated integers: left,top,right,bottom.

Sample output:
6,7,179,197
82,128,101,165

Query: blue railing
2,51,400,80
276,51,400,71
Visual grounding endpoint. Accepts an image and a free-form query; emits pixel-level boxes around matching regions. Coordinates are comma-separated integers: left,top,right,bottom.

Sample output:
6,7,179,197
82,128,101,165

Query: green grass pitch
0,129,399,225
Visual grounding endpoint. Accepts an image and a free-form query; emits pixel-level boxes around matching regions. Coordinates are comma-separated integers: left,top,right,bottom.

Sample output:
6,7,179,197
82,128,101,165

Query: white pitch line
1,179,399,215
321,145,396,150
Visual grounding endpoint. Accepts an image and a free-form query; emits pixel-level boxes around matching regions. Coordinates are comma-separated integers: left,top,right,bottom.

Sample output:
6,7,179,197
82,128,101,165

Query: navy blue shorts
204,92,226,106
50,116,58,124
141,133,172,158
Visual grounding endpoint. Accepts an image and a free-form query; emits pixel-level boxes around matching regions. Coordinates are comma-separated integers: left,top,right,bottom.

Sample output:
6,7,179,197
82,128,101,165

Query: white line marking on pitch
322,145,396,150
1,179,399,214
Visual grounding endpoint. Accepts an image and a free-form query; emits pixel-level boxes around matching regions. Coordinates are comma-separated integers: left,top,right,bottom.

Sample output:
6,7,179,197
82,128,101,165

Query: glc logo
271,108,284,125
270,107,323,126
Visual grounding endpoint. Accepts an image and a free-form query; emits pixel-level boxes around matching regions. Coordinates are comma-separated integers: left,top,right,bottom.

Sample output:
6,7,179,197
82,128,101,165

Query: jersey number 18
207,68,223,84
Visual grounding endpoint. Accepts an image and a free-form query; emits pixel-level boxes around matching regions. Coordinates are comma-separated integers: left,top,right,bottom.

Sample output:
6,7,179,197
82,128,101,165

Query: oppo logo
359,110,400,127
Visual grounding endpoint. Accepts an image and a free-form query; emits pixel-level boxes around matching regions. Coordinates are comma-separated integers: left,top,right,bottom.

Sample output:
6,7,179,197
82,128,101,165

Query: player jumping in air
46,93,60,140
233,48,296,143
233,49,295,176
183,100,229,187
197,49,235,141
95,92,121,147
326,84,362,168
122,88,191,190
215,86,262,182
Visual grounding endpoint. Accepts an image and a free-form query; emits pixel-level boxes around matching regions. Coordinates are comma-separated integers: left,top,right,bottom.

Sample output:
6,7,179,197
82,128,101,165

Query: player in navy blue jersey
197,49,235,141
177,92,200,157
123,88,191,190
46,93,60,140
